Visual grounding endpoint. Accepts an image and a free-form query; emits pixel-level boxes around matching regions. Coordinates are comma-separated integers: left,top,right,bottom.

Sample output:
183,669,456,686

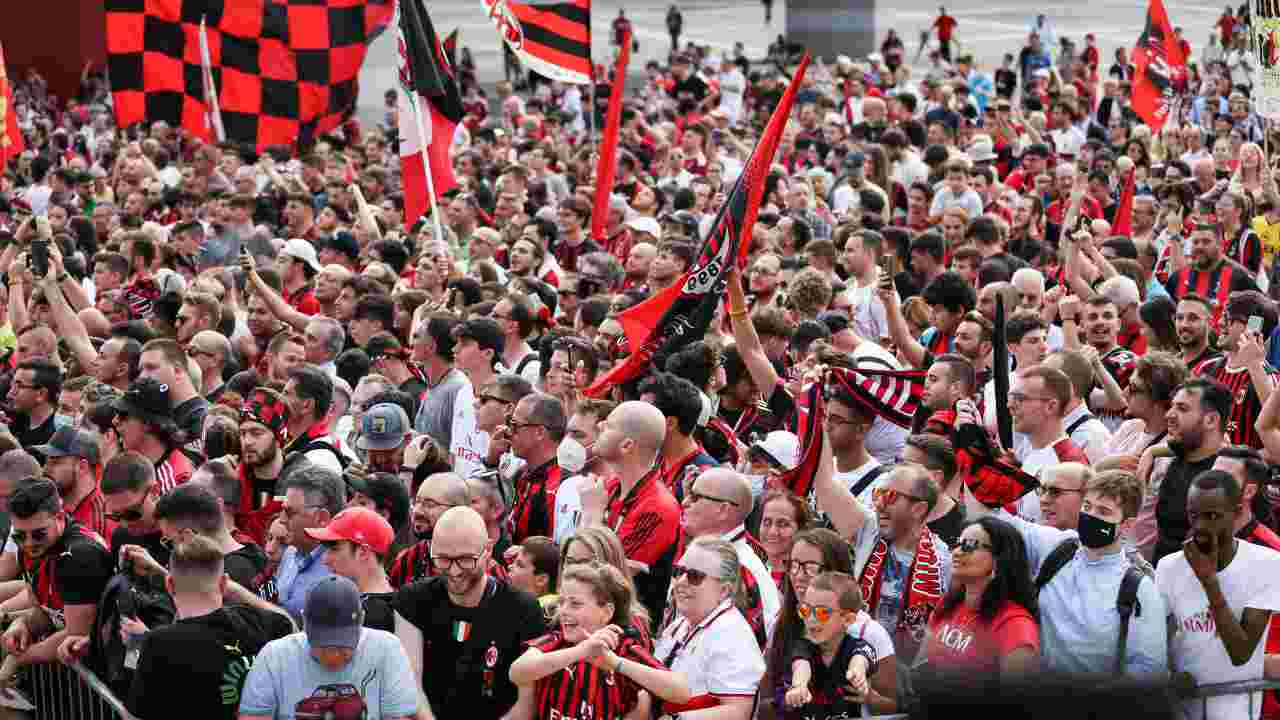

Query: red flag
585,54,812,398
0,42,24,167
591,31,630,244
1113,166,1137,236
1130,0,1186,132
398,0,465,231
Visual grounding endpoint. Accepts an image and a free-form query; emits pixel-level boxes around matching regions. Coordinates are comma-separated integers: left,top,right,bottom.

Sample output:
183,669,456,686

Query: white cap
282,238,322,272
751,431,800,470
625,216,661,239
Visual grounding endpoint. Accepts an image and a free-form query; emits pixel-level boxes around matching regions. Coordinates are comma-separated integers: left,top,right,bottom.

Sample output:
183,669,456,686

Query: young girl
781,572,881,719
510,563,689,719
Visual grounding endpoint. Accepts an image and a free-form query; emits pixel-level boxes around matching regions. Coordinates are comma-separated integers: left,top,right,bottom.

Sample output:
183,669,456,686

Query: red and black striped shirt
1237,518,1280,719
388,538,509,589
1225,227,1263,277
508,459,563,545
1164,258,1258,326
1193,356,1280,450
528,631,664,720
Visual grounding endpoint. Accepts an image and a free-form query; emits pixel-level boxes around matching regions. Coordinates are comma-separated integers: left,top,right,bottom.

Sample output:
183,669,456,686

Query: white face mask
743,474,767,499
557,437,589,474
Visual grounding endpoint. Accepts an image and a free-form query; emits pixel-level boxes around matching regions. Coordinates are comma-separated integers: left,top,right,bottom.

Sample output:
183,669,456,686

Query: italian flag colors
453,620,472,642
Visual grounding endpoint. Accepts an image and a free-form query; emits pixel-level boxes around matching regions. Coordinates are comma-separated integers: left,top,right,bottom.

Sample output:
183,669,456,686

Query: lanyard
661,600,734,667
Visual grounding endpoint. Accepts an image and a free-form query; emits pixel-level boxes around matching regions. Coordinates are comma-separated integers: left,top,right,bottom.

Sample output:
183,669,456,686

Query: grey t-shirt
239,629,418,720
413,368,469,450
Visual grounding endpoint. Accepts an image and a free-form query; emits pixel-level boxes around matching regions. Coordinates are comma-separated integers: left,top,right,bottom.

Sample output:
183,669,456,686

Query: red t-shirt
603,470,682,570
283,285,321,316
925,599,1039,676
934,14,957,41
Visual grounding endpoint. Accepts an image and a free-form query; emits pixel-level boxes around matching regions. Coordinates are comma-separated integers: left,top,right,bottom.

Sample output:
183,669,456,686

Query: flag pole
409,94,446,244
199,17,226,143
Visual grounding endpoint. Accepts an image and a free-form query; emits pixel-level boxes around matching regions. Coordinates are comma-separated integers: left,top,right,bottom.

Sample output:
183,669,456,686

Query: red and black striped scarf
858,528,943,661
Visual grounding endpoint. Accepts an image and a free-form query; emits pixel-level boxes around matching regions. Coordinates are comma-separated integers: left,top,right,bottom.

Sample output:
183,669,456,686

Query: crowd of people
0,4,1277,720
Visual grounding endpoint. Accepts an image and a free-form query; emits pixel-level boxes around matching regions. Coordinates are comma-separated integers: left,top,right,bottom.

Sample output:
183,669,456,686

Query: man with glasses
503,394,564,545
814,461,951,660
393,506,546,720
681,468,782,642
0,450,42,589
0,478,111,678
389,472,481,588
274,462,344,622
1007,365,1089,523
1034,462,1093,531
7,359,63,459
748,252,784,310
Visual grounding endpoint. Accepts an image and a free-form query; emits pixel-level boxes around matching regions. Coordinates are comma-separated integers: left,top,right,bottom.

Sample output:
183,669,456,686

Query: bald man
393,506,545,720
580,401,682,621
682,467,781,640
388,472,475,588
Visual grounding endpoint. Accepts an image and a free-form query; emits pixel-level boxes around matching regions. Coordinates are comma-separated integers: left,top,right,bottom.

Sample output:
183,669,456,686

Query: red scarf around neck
859,529,944,659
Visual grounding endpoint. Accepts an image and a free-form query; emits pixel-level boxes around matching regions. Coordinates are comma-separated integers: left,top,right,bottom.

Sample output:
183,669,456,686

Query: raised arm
810,420,872,540
39,269,98,372
240,252,311,333
726,264,780,393
879,282,927,369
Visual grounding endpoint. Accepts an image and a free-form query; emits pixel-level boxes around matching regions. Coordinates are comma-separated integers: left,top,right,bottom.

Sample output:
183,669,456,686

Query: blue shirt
999,512,1168,679
275,545,333,622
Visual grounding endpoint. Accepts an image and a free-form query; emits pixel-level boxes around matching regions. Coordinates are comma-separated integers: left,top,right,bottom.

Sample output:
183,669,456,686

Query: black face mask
1077,510,1119,549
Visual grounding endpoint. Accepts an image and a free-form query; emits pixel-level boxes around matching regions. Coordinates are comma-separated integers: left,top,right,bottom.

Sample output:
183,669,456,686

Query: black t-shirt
225,543,268,593
994,68,1017,98
363,592,395,632
1154,453,1220,563
393,576,546,719
127,605,294,720
18,520,113,619
12,412,57,462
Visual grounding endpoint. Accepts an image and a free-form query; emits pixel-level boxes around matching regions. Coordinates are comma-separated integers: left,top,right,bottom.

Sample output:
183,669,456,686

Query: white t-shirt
848,278,889,345
1157,541,1280,720
718,68,746,122
847,611,896,662
552,474,584,546
654,599,765,701
449,382,489,480
1013,438,1075,522
724,525,782,638
1059,405,1113,464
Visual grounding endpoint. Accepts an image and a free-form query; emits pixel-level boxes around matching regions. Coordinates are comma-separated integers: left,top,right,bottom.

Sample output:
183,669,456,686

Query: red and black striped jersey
1164,258,1259,325
528,631,664,720
1225,227,1263,277
388,538,509,589
1193,356,1280,450
1101,346,1138,388
507,459,563,545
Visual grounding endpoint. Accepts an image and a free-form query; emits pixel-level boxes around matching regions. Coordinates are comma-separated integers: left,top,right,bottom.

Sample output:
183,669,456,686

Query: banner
481,0,591,85
1253,0,1280,119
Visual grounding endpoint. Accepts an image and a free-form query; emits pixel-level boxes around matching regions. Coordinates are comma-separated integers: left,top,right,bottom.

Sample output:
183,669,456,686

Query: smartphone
30,238,49,279
1248,315,1263,334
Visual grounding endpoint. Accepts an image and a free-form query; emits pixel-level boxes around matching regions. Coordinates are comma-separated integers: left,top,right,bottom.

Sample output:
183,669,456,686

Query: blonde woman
1230,141,1266,205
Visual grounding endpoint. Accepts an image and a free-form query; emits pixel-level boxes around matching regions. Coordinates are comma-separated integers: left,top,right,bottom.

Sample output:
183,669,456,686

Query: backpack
1034,538,1144,675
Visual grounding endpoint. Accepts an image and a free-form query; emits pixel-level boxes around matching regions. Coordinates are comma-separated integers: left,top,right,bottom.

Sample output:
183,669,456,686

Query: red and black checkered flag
481,0,592,84
106,0,393,150
584,53,812,398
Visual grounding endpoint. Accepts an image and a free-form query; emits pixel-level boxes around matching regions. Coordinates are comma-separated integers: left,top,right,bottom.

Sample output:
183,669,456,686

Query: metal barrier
1184,677,1280,720
18,661,136,720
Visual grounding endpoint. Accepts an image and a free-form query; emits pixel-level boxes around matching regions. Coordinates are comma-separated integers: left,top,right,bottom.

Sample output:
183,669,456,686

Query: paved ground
354,0,1227,123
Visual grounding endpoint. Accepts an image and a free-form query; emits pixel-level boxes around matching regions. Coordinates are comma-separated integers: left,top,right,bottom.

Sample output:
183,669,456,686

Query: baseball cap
322,231,360,261
751,431,800,470
305,507,395,555
817,310,852,335
282,238,322,272
625,216,661,239
303,576,363,649
31,426,99,465
356,403,411,451
453,318,505,359
344,472,411,534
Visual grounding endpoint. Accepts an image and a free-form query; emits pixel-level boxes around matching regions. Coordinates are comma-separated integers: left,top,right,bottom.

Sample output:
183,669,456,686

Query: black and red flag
105,0,393,150
397,0,465,231
591,28,630,244
584,54,812,398
776,381,824,499
443,28,460,70
481,0,592,84
1130,0,1186,132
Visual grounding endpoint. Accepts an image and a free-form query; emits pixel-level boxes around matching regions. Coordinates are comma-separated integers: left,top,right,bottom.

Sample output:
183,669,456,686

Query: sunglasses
872,487,926,506
956,538,994,554
11,527,51,545
797,603,837,623
671,564,709,586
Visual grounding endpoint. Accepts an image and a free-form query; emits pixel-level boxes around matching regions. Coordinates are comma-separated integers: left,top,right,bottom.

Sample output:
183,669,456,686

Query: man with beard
748,253,784,310
388,472,472,588
1152,379,1230,563
953,312,994,386
1164,223,1257,328
648,239,695,292
2,479,112,674
1171,294,1221,371
234,388,291,544
393,507,545,720
1191,291,1280,450
281,364,344,475
814,460,952,661
357,403,413,476
918,353,977,434
840,227,890,343
34,426,114,539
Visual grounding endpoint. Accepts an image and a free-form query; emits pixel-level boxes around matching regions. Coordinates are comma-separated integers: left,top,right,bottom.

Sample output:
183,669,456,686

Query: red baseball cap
305,507,394,555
